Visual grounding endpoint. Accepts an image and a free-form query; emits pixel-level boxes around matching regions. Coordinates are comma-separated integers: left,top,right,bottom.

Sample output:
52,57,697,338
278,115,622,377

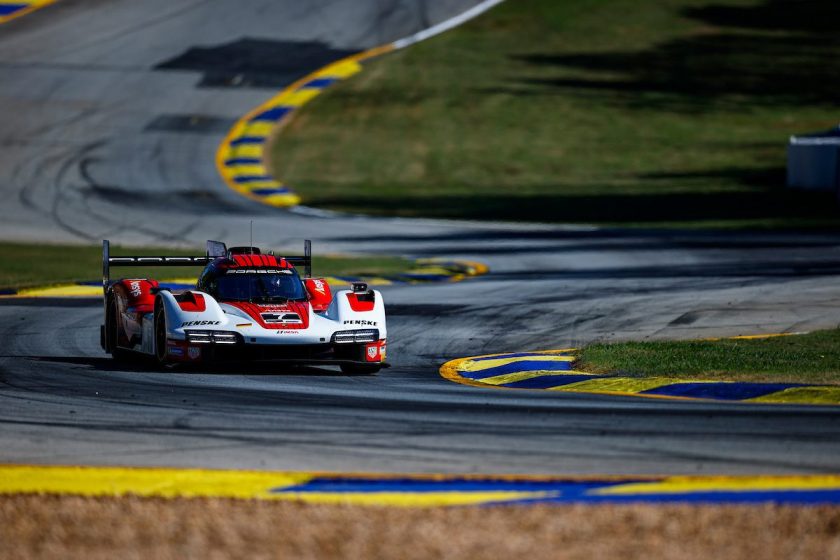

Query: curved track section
1,1,840,475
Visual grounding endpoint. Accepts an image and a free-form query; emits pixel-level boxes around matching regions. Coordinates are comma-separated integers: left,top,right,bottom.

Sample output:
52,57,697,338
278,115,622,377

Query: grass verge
3,495,839,560
577,331,840,384
269,0,840,229
0,243,411,290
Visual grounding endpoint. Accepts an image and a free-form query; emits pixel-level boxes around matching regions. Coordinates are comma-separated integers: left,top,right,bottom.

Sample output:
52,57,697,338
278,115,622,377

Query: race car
100,239,387,373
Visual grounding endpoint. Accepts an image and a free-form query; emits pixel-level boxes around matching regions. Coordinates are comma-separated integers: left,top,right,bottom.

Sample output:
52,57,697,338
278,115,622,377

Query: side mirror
352,282,368,293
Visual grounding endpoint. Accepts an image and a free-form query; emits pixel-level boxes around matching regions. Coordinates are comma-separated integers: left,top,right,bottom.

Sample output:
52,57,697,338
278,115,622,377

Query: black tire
106,296,131,362
340,364,381,375
154,301,169,365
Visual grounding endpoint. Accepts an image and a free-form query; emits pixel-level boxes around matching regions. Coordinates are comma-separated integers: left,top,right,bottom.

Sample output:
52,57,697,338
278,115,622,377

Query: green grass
269,0,840,229
0,243,410,290
577,331,840,384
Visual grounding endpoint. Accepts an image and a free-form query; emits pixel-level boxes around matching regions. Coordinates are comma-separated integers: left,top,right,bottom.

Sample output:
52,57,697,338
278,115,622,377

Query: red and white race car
100,240,387,373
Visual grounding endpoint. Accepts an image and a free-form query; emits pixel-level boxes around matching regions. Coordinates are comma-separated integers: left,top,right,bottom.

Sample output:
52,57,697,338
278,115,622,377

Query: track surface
2,0,840,475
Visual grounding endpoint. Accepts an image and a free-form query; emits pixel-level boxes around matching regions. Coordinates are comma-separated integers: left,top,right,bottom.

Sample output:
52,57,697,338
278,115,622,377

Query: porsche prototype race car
100,240,388,373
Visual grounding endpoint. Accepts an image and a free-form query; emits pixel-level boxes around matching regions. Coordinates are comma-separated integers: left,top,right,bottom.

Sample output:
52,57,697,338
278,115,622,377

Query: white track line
392,0,507,49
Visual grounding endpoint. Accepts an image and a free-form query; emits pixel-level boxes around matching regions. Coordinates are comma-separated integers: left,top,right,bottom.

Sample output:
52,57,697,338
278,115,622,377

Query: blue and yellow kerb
0,0,54,24
440,349,840,406
3,465,840,506
215,45,394,207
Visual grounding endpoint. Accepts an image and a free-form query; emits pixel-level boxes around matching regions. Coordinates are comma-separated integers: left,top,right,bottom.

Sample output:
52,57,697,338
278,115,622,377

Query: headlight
186,330,239,344
332,329,380,344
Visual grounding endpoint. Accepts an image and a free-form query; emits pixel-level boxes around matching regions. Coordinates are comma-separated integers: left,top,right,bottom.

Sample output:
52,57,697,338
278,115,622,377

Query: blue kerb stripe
270,477,840,505
0,288,18,295
472,352,572,362
642,382,803,401
271,477,643,494
0,5,26,16
302,77,337,89
504,374,597,389
225,158,261,166
233,175,275,183
503,489,840,506
251,188,291,196
460,359,574,380
230,136,265,146
251,106,292,122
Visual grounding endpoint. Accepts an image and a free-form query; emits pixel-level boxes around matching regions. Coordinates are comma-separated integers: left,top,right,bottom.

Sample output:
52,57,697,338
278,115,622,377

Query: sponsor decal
365,342,382,362
168,346,184,357
188,347,201,360
129,280,142,298
344,320,378,326
228,269,292,274
311,279,327,294
262,313,302,324
181,320,221,327
276,330,301,335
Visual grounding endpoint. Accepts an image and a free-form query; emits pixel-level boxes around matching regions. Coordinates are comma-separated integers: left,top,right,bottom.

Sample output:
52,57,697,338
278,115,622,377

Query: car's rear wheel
154,302,168,365
106,296,131,361
340,364,381,375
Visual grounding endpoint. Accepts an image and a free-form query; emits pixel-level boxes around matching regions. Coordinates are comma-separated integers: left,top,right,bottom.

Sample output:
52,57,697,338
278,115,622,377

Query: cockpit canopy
198,262,307,303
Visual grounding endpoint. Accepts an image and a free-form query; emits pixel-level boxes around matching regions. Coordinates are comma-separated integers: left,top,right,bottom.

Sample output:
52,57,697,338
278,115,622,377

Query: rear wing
288,240,312,279
102,239,312,295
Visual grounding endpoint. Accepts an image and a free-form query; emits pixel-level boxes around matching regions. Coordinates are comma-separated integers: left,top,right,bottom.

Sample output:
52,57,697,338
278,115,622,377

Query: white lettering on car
228,269,292,274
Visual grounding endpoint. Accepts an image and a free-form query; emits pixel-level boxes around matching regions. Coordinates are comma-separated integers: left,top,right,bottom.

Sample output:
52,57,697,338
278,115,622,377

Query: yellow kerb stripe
597,475,840,495
273,88,322,108
228,144,263,158
226,164,265,176
552,376,692,394
748,386,840,405
239,121,275,137
259,193,303,206
0,465,309,499
236,180,282,189
480,369,595,386
272,491,552,507
12,285,101,298
314,60,363,80
457,355,575,373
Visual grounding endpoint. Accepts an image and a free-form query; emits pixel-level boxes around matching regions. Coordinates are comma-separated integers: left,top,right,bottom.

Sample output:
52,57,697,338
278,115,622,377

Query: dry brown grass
2,495,840,560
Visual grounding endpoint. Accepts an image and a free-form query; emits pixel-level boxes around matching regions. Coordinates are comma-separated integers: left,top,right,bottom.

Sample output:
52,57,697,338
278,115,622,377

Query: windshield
214,270,306,302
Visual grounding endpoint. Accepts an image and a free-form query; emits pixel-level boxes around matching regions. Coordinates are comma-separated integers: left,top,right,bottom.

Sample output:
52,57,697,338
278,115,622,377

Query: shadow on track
2,356,370,377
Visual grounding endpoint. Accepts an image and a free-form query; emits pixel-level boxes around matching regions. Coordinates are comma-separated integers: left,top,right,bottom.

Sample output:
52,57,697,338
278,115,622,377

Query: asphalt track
1,0,840,476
